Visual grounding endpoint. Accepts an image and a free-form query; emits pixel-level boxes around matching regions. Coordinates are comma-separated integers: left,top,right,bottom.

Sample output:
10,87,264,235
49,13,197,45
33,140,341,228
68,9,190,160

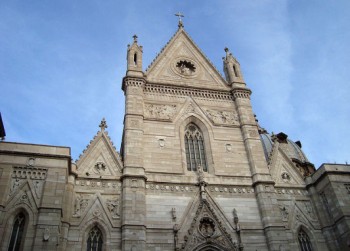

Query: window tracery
87,226,103,251
185,123,207,172
8,212,25,251
298,229,313,251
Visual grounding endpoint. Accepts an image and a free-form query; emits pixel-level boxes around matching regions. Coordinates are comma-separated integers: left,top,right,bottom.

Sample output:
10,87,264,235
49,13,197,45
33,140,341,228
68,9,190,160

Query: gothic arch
295,224,318,251
1,206,35,251
193,242,232,251
177,114,215,174
79,219,111,251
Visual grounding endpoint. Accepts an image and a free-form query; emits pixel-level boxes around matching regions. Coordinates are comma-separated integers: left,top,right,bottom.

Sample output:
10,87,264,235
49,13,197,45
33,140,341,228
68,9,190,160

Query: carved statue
107,199,120,218
172,207,177,221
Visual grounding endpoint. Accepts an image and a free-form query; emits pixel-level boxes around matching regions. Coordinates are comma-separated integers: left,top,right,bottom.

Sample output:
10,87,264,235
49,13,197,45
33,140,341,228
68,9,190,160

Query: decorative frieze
208,186,255,194
144,83,232,101
75,179,120,189
273,187,309,196
12,166,48,180
232,89,251,99
144,103,177,120
146,183,196,193
205,109,239,126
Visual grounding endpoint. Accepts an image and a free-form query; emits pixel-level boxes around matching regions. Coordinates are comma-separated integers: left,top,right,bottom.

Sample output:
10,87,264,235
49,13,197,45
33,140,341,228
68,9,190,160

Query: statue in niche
10,178,21,195
107,199,120,218
73,195,82,217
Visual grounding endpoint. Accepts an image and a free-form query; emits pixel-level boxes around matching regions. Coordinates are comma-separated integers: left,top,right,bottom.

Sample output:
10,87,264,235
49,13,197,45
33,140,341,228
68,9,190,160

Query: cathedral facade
0,22,350,251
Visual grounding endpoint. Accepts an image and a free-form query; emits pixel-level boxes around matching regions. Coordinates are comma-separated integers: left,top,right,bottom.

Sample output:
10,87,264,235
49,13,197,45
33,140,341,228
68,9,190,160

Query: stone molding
231,88,251,99
145,83,233,101
75,179,121,190
122,77,146,91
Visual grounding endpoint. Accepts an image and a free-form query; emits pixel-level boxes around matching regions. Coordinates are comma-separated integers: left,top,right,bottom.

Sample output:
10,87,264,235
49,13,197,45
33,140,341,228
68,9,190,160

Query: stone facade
0,24,350,251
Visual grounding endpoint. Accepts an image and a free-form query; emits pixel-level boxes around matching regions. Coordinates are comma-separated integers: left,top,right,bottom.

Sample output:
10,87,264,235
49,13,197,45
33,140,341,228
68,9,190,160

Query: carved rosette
144,103,177,121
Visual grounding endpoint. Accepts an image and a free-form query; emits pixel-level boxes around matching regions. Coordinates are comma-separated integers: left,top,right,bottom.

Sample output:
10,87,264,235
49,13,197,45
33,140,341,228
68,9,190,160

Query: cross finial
132,34,138,43
99,118,108,131
175,12,184,28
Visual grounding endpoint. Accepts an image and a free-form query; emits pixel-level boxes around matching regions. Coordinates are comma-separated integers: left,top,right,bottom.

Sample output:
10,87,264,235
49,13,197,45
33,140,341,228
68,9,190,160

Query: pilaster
232,88,290,250
121,76,147,251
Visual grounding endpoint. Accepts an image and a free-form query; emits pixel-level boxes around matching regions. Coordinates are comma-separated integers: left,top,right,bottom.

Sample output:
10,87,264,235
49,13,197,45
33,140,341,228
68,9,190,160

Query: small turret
126,35,143,77
223,47,244,85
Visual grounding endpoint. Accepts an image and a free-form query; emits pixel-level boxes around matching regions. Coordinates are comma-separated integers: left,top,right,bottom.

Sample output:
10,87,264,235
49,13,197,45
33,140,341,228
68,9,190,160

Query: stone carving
181,201,239,251
43,228,50,241
144,103,177,120
75,179,120,189
27,157,35,166
199,217,215,237
205,109,239,126
144,83,233,101
185,103,197,114
32,180,44,198
304,201,316,220
279,205,289,221
93,209,101,218
146,183,195,193
281,172,291,182
176,60,196,76
158,138,165,148
344,183,350,194
9,178,22,196
94,162,106,174
12,166,48,180
107,199,120,218
73,194,90,217
225,144,232,152
172,207,177,221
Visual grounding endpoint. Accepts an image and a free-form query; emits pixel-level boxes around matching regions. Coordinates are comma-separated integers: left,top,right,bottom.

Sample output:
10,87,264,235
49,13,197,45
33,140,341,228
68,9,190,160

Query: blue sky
1,1,349,168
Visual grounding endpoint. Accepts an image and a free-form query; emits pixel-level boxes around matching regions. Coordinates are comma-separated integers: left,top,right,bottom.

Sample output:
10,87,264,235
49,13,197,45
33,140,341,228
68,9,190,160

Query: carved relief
93,161,106,174
279,205,289,221
175,60,196,76
205,109,239,126
281,172,291,183
181,201,239,251
73,194,90,217
107,199,120,219
144,103,177,120
75,179,120,190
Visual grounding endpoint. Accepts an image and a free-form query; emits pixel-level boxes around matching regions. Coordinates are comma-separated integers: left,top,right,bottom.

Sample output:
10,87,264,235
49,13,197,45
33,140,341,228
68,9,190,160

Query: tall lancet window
184,123,207,172
298,229,313,251
8,212,25,251
87,226,103,251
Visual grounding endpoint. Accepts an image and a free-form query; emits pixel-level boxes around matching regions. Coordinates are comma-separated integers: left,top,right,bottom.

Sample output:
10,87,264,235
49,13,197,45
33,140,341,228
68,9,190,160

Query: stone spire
223,47,244,85
126,34,143,77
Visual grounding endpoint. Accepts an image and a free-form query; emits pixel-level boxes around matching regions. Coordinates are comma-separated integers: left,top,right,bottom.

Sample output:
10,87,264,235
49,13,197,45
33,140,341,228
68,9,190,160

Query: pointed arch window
8,212,26,251
185,123,207,172
298,229,313,251
87,226,103,251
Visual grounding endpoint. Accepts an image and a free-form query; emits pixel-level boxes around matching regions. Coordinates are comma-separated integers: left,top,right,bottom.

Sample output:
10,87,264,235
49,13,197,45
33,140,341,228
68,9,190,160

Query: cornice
144,82,233,101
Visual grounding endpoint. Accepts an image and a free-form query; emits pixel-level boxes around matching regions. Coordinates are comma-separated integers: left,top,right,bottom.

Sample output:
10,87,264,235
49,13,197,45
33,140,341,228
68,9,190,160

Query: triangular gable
269,147,306,186
145,28,230,91
5,181,38,211
173,97,213,125
73,193,120,228
76,124,123,177
175,190,239,251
